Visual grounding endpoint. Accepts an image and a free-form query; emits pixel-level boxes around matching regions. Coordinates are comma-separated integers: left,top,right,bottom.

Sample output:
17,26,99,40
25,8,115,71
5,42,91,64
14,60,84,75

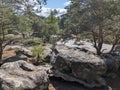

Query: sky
38,0,71,17
44,0,69,8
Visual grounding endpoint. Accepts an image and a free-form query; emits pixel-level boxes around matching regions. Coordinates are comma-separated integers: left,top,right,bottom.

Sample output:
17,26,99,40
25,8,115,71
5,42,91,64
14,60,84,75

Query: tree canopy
63,0,120,54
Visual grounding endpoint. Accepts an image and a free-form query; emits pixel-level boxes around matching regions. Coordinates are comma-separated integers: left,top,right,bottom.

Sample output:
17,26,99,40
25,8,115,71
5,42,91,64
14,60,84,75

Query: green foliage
0,4,18,59
62,0,120,54
17,15,32,35
64,0,120,36
31,10,61,43
32,45,45,60
77,32,92,41
1,0,119,56
0,0,48,59
21,37,43,46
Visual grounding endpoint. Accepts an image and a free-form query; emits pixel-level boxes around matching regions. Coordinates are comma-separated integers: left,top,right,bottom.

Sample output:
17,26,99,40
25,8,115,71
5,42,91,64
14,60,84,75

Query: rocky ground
48,75,120,90
1,39,120,90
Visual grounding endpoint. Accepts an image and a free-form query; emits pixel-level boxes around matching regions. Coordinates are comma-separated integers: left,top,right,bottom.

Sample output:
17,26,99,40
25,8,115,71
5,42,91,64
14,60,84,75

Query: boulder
0,60,49,90
102,53,120,73
51,45,107,88
56,39,112,54
43,44,52,63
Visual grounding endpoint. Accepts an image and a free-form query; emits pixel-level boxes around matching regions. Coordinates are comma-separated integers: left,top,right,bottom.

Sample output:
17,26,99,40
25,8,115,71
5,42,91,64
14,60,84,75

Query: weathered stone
15,49,33,58
0,60,49,90
43,44,52,63
102,53,120,72
51,45,107,88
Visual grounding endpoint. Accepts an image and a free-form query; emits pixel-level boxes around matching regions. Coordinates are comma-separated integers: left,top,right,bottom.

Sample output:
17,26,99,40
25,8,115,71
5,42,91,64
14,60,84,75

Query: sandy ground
2,45,32,59
2,49,16,58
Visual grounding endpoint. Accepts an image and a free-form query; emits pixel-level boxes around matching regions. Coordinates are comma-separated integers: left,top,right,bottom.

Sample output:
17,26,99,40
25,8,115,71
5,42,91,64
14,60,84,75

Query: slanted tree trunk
109,30,120,53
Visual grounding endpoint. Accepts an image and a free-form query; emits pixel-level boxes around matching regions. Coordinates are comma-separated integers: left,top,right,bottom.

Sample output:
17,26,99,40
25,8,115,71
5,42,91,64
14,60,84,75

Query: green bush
77,32,93,41
21,37,43,46
32,45,45,61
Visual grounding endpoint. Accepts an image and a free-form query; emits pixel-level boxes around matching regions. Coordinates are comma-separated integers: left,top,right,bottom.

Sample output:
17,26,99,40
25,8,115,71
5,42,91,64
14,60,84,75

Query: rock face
51,45,107,88
102,53,120,73
43,44,52,63
57,39,112,54
0,60,49,90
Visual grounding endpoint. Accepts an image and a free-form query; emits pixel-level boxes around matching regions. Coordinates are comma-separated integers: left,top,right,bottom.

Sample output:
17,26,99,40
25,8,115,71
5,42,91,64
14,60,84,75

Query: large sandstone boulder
0,60,49,90
51,45,107,88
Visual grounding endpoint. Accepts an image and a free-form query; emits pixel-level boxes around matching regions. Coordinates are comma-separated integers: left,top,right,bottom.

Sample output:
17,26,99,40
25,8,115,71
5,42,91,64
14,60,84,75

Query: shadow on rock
0,55,27,66
49,76,109,90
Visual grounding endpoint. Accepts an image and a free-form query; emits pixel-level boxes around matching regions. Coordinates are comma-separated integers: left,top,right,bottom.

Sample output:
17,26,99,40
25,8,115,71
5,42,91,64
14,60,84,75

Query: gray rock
0,60,49,90
51,45,107,88
115,44,120,54
43,44,52,62
102,53,120,72
56,39,112,54
15,49,33,58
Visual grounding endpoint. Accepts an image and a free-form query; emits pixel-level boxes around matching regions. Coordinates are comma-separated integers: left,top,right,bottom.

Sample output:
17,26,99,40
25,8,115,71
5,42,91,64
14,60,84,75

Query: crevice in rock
20,64,33,71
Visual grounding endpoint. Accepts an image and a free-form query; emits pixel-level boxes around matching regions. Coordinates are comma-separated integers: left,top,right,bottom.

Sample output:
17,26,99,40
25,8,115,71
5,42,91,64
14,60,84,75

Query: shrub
32,45,45,61
21,37,43,46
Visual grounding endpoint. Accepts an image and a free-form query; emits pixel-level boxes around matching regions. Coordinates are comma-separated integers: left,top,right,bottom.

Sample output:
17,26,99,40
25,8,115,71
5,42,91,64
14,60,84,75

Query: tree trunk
109,43,116,53
22,33,25,38
97,22,103,55
109,32,120,53
92,23,103,55
0,43,3,60
0,23,5,60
